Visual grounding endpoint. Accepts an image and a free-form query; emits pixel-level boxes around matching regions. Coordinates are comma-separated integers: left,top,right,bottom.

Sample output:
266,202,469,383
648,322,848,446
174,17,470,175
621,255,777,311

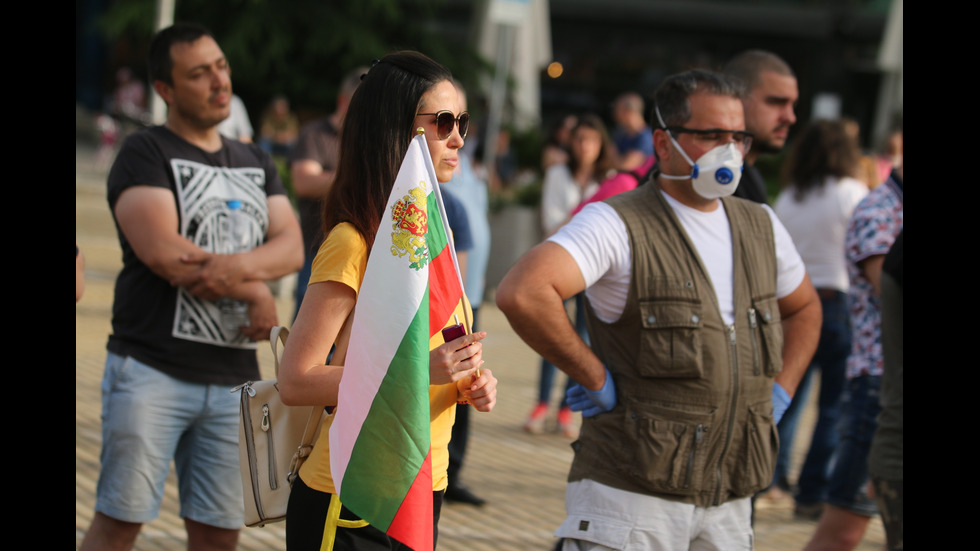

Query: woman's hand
429,331,486,386
457,368,497,412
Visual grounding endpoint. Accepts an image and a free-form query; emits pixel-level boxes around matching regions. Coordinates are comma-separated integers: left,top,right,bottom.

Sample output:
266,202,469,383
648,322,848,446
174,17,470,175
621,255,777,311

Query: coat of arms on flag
391,185,431,270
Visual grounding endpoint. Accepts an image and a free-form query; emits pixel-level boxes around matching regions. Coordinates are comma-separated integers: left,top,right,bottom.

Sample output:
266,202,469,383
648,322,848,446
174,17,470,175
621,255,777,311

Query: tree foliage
99,0,485,115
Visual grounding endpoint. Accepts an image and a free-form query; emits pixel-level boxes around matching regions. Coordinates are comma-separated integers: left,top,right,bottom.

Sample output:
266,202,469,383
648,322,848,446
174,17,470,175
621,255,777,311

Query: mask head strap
655,104,697,178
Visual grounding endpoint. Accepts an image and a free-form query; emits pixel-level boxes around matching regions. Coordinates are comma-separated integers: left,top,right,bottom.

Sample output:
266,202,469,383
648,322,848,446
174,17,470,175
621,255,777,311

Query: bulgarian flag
329,134,466,551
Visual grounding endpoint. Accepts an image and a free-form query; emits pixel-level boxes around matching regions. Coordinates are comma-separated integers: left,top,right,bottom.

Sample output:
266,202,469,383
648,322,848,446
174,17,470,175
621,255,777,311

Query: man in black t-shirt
81,24,303,551
723,50,799,205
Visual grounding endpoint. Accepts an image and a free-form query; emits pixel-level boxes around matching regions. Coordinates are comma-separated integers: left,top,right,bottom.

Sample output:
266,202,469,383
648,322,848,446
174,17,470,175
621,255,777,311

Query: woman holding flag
279,51,497,551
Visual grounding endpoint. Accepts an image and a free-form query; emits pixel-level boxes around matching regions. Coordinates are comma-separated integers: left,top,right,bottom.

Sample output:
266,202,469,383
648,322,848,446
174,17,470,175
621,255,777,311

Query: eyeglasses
416,111,470,140
667,127,754,152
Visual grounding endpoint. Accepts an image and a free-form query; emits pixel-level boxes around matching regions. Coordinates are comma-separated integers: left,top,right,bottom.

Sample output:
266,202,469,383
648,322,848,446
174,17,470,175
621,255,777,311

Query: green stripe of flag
340,293,433,529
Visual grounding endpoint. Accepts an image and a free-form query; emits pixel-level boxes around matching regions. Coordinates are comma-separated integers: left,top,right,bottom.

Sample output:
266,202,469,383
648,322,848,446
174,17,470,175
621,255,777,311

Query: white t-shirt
217,95,254,141
773,177,868,292
541,164,599,235
548,191,806,325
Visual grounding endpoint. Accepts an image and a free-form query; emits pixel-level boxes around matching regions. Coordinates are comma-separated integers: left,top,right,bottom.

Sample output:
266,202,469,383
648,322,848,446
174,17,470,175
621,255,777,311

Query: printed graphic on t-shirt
170,158,270,349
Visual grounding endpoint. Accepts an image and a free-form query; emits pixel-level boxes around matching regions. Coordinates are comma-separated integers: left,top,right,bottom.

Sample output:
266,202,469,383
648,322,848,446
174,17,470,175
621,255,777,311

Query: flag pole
416,133,480,380
416,134,473,335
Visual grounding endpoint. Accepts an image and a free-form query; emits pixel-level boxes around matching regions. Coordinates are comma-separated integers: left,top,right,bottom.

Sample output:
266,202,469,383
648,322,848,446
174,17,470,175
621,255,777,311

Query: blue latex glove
566,368,617,417
772,382,791,425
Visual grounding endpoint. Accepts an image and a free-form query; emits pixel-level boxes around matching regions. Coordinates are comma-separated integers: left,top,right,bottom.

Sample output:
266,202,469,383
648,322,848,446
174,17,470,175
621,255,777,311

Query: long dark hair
782,119,860,201
568,113,615,183
322,51,453,248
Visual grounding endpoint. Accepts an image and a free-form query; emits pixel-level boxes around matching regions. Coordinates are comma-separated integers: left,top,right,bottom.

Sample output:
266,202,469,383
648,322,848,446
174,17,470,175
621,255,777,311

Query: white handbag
233,326,328,527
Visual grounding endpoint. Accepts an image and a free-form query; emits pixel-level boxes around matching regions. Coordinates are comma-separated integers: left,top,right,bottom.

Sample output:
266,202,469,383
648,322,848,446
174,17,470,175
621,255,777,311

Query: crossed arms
113,186,303,340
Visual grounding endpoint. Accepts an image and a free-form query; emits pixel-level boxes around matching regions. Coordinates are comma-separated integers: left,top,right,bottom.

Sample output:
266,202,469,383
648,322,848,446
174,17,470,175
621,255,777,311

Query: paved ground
76,139,885,550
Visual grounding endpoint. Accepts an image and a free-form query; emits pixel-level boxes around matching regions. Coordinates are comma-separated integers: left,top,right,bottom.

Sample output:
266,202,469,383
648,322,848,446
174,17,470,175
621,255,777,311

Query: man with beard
725,50,807,508
723,50,799,204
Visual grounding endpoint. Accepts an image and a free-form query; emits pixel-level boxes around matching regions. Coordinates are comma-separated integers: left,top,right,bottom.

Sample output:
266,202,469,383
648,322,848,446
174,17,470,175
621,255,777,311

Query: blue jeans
826,374,881,516
772,291,849,503
537,293,590,407
96,353,243,528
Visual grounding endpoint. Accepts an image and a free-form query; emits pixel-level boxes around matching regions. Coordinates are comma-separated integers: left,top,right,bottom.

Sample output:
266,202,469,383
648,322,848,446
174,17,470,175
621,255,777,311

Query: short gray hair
653,69,744,128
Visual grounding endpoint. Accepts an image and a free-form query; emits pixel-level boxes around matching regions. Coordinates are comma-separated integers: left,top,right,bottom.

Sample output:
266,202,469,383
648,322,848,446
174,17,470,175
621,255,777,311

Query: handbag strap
300,404,323,446
270,325,290,378
270,325,322,447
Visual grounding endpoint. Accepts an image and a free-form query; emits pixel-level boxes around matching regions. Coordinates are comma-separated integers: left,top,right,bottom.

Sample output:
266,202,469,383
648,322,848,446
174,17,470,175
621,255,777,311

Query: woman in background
770,119,868,518
541,113,577,171
524,114,613,437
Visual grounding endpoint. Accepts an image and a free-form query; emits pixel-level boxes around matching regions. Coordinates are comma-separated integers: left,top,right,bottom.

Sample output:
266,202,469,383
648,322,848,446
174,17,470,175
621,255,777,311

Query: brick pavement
76,139,884,550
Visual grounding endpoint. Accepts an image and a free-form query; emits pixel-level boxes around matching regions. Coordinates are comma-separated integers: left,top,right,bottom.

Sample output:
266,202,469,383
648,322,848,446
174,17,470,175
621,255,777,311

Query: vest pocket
638,300,703,378
732,399,778,495
750,296,783,376
627,400,712,496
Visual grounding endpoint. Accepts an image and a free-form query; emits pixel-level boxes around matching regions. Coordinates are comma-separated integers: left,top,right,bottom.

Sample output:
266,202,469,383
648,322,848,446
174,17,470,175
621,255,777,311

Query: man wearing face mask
497,69,820,549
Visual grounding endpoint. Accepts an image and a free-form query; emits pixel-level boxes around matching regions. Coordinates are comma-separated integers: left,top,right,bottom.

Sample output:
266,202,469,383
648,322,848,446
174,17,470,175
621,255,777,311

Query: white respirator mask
655,106,744,200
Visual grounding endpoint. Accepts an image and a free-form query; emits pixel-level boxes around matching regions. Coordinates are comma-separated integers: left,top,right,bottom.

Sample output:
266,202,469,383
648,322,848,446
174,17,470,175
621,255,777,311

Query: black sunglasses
417,111,469,140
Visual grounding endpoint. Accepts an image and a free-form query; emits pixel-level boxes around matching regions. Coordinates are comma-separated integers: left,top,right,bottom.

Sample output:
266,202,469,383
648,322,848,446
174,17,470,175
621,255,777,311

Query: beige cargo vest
569,183,784,507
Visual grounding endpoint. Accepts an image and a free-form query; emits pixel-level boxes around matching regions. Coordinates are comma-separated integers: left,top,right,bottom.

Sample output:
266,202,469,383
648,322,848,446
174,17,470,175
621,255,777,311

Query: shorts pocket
732,400,778,495
556,514,631,549
638,299,703,379
627,400,713,496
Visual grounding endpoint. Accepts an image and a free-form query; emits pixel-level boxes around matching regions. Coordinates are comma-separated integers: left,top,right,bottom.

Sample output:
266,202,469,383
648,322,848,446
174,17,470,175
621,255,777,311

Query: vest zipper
684,424,705,489
748,308,760,376
715,324,739,506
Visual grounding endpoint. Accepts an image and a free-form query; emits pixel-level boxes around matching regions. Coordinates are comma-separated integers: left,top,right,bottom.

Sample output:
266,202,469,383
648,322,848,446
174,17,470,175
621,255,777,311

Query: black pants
286,476,443,550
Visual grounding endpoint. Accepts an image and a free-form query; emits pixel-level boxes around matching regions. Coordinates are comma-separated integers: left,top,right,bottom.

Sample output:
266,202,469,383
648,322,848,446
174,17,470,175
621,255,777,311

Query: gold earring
416,127,425,135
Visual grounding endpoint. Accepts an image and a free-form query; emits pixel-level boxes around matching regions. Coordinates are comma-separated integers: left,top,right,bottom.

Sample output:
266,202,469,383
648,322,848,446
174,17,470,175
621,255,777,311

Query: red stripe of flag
427,241,464,337
386,450,434,550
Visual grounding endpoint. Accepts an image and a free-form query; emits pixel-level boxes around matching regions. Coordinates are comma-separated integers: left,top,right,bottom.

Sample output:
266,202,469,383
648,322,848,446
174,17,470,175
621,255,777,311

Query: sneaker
557,407,577,438
523,403,549,434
